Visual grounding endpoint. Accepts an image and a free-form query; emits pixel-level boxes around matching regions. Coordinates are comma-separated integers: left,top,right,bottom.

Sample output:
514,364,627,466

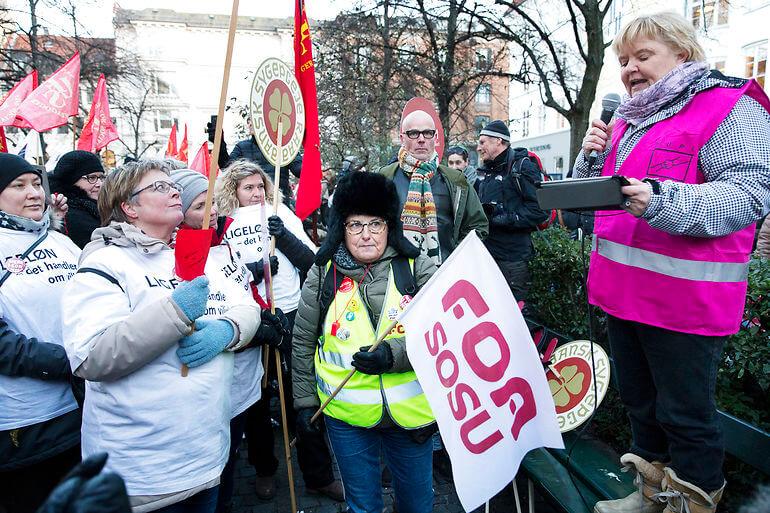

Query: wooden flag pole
181,0,239,378
265,118,298,513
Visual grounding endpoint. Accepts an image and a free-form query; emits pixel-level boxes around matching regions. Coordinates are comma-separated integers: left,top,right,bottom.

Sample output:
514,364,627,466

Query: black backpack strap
77,267,125,293
317,263,345,335
391,256,417,296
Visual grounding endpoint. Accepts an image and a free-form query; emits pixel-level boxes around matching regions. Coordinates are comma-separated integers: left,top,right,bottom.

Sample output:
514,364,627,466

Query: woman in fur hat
0,153,82,513
292,171,438,513
215,160,343,502
49,150,106,249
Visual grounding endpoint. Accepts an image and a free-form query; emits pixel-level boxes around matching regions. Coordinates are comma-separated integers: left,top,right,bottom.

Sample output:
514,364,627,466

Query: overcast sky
8,0,355,38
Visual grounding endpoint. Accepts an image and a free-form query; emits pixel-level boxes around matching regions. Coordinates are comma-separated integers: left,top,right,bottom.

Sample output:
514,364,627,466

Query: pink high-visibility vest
589,79,770,336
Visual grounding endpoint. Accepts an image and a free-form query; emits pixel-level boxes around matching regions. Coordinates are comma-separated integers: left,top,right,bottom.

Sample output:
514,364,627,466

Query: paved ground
230,426,558,513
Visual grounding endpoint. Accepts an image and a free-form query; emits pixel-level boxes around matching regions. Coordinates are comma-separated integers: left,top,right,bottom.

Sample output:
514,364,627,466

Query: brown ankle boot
594,453,666,513
658,468,725,513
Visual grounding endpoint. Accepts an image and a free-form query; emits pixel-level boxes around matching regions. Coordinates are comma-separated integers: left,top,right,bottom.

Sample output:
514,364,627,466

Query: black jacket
63,195,100,249
219,136,303,206
476,147,549,261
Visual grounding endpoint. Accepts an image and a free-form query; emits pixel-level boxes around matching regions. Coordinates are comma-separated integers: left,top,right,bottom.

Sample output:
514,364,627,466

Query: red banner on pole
190,140,211,177
165,123,178,158
178,124,189,164
77,74,119,152
0,70,38,128
293,0,322,221
0,127,7,153
17,53,80,132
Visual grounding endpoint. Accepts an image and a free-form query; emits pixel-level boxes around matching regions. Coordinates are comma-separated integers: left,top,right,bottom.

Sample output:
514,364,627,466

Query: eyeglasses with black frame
344,219,387,235
130,180,183,198
402,129,437,140
80,173,106,184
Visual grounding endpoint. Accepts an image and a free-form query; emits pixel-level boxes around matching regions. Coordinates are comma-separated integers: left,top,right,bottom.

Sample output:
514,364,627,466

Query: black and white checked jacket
573,71,770,238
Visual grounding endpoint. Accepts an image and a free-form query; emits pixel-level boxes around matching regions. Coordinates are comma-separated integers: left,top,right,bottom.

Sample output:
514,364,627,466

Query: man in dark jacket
209,117,302,208
476,120,549,302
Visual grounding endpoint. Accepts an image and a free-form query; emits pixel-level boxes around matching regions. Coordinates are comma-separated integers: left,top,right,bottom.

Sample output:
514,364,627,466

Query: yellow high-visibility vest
315,261,434,429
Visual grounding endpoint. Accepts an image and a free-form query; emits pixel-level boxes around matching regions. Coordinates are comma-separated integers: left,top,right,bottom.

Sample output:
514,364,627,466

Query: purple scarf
617,61,709,125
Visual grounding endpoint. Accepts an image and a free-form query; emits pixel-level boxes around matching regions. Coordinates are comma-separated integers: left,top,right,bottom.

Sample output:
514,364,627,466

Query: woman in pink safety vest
574,12,770,513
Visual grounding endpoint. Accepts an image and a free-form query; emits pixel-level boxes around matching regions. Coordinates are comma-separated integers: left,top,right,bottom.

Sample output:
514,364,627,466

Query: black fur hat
315,171,419,266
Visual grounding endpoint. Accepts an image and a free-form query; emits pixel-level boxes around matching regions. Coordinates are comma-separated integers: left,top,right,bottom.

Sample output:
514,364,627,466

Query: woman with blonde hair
577,11,770,513
215,160,342,502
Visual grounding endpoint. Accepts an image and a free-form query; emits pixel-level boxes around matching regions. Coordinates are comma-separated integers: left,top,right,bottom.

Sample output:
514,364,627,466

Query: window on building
474,115,490,135
744,42,767,88
521,112,530,138
398,45,415,64
356,46,371,71
152,75,171,95
154,111,175,132
538,106,547,133
475,83,492,105
554,156,564,179
691,0,729,29
476,48,492,71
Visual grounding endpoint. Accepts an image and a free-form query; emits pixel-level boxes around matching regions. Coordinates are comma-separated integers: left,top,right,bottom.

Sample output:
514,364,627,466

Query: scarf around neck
617,61,709,125
397,148,442,266
0,209,51,234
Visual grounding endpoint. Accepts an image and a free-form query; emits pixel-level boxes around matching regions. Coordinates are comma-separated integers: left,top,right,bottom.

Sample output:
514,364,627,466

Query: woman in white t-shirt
62,160,260,513
215,160,342,502
0,154,82,513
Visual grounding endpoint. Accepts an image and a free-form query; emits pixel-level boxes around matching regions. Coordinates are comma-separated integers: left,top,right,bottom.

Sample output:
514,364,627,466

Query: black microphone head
602,93,621,113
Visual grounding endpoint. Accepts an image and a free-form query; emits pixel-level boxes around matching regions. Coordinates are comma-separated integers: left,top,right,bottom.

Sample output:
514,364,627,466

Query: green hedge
528,227,770,509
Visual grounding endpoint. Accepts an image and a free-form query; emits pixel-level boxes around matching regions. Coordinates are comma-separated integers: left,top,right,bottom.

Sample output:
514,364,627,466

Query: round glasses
344,219,387,235
402,129,436,140
81,173,106,184
130,180,183,198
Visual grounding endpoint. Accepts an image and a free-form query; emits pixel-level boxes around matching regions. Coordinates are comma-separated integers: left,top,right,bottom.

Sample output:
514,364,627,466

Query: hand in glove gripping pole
352,344,394,375
171,276,210,321
254,307,291,350
176,319,234,368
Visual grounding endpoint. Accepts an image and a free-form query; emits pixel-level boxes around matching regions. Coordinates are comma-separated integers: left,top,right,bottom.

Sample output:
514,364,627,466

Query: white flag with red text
400,232,563,512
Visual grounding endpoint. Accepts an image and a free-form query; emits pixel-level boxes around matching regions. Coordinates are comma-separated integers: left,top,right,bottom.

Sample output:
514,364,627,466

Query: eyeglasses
344,219,387,235
402,129,436,140
81,173,106,184
130,180,183,198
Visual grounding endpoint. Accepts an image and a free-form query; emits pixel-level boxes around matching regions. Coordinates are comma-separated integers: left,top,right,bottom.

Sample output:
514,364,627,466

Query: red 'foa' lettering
460,410,504,454
489,377,537,441
424,321,447,357
462,321,510,382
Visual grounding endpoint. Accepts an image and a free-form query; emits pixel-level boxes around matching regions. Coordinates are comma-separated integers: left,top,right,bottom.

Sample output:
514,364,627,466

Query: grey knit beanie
170,169,209,214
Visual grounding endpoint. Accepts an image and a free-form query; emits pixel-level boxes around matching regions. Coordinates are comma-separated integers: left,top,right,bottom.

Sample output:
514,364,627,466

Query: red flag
178,124,189,163
189,141,211,177
0,70,38,128
293,0,322,220
17,53,80,132
174,228,214,281
77,74,119,152
0,127,7,153
165,123,178,158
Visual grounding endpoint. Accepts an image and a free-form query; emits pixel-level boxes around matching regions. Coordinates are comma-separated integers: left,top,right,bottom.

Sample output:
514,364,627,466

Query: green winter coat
379,163,489,246
291,247,436,410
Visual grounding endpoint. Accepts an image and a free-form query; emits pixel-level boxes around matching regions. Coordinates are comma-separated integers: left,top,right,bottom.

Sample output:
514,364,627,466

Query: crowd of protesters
2,10,770,513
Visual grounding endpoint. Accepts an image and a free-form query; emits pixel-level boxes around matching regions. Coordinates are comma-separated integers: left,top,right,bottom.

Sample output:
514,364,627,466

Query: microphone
588,93,621,168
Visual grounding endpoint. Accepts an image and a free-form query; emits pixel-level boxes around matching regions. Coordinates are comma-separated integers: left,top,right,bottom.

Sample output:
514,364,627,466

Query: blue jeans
154,485,219,513
325,416,433,513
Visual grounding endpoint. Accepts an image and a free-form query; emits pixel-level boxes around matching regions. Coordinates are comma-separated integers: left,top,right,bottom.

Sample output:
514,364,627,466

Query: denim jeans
325,416,433,513
607,315,726,491
154,485,219,513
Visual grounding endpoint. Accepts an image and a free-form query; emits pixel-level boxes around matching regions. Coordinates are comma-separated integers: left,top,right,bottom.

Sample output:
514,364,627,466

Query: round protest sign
249,58,305,167
545,340,610,433
401,97,445,160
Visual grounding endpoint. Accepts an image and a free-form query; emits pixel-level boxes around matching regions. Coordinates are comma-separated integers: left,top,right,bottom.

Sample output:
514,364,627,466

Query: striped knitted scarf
398,148,441,266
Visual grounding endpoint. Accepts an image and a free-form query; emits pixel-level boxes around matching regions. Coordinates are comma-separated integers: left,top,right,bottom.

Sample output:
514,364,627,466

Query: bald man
379,110,487,266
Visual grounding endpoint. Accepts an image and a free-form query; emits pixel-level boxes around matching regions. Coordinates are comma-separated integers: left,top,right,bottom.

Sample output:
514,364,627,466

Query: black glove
246,256,279,284
205,121,224,144
268,215,286,238
37,453,131,513
490,213,518,227
254,308,291,350
296,407,320,436
352,344,393,375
